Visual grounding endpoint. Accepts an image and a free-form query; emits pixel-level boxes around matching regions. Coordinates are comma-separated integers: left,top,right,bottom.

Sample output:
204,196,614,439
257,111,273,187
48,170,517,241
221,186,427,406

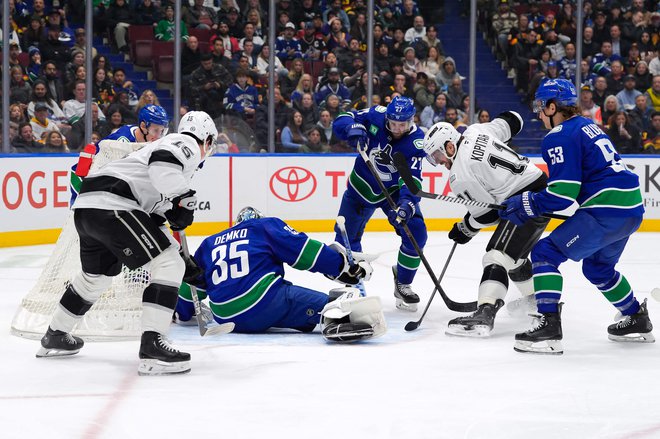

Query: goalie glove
165,190,197,231
321,289,387,342
326,252,373,285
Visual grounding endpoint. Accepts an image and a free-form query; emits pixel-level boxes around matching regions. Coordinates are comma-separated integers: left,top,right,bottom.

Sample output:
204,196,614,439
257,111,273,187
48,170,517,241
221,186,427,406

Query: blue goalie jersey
192,217,344,323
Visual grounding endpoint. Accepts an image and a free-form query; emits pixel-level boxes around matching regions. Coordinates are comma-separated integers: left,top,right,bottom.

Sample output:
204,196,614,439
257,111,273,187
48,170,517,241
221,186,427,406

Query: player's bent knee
482,249,517,271
509,259,533,282
530,238,566,267
71,271,113,302
581,260,616,285
149,246,185,286
321,289,387,342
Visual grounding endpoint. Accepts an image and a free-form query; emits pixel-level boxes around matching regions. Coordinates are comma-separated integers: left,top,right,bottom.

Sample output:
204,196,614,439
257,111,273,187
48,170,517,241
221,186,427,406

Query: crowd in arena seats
6,0,658,154
484,0,660,153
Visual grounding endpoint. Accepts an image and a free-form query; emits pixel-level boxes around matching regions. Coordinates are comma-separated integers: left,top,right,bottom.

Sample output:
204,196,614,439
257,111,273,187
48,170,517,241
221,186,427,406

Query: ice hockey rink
1,230,659,439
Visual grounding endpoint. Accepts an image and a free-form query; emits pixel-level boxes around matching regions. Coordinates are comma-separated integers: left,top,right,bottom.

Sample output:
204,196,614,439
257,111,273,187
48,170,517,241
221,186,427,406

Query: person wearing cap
592,10,610,45
183,0,218,30
275,22,303,61
579,84,603,125
213,21,240,59
402,46,420,80
46,9,74,47
546,60,561,80
7,42,23,72
377,7,396,31
315,67,351,109
223,7,244,39
155,5,189,42
72,28,97,60
616,74,642,110
30,102,63,142
299,21,325,61
491,0,517,62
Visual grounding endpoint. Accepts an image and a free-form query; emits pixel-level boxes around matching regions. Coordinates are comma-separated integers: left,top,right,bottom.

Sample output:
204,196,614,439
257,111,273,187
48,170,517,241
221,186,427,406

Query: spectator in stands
135,0,161,26
40,61,65,108
378,7,396,32
45,10,74,44
92,68,115,110
607,111,642,153
31,0,47,23
223,69,259,119
111,67,138,98
27,79,67,125
555,2,577,42
375,43,395,78
322,93,342,119
579,84,603,126
323,0,350,32
542,29,568,61
609,24,630,59
402,47,420,81
414,74,437,113
315,67,350,109
68,103,111,151
136,90,161,114
419,24,443,60
276,22,303,61
638,32,655,64
581,26,600,61
72,28,97,60
396,0,418,32
213,21,241,60
602,95,621,127
9,104,27,127
645,75,660,112
592,76,609,109
632,61,653,92
64,50,85,89
64,65,86,101
591,41,621,76
420,92,448,129
245,8,265,39
477,109,491,123
240,22,264,49
491,0,517,62
642,111,660,153
629,94,653,133
22,15,46,50
591,10,610,45
224,7,244,38
385,71,413,99
348,72,380,111
559,42,577,81
546,60,561,80
280,110,307,152
301,126,329,154
299,21,325,61
606,60,626,95
404,15,425,43
210,38,233,71
30,102,62,141
255,43,286,78
617,75,643,111
41,130,68,153
107,91,138,124
63,80,87,124
337,38,362,74
293,92,319,132
107,107,125,133
93,55,113,77
446,77,467,110
281,58,305,97
189,52,234,118
316,109,334,142
106,0,136,53
26,47,42,84
12,122,43,153
155,5,189,41
182,36,203,77
215,131,240,153
444,106,466,130
625,43,643,74
579,59,598,88
7,42,23,73
349,12,368,47
291,74,314,104
184,0,218,31
325,16,350,53
435,57,461,89
295,0,320,28
420,46,442,79
10,66,32,106
390,27,408,58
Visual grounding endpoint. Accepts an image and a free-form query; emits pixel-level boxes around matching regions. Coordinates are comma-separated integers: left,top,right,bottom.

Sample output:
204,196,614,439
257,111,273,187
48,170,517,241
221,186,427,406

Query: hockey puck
651,288,660,302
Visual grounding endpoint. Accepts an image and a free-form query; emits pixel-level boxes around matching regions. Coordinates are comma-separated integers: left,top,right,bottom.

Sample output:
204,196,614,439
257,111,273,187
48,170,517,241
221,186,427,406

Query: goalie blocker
321,288,387,342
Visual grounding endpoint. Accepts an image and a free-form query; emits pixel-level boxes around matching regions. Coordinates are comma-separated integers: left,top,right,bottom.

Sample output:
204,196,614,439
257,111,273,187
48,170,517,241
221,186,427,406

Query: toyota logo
269,166,317,202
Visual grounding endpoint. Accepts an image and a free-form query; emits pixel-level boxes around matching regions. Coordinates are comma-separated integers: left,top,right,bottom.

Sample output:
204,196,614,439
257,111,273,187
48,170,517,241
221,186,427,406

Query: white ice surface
1,231,660,439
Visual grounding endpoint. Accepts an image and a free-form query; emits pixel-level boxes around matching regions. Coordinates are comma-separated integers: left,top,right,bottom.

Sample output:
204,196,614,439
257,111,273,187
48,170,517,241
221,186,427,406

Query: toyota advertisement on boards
2,154,660,246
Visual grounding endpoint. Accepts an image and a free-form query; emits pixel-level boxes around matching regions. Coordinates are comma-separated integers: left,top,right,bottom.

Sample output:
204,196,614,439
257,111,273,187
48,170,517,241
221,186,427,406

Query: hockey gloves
166,190,197,231
331,253,373,286
499,191,541,226
182,253,204,285
449,219,479,244
387,200,416,227
346,123,368,148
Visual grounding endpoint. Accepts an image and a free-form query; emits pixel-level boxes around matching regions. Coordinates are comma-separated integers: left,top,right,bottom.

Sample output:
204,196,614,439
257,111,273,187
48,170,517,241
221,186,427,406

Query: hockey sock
396,248,420,284
50,284,93,333
598,273,640,316
143,283,180,334
533,265,562,314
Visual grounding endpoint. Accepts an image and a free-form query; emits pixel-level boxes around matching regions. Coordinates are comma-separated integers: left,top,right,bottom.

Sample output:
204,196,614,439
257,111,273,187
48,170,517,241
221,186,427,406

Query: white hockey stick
336,216,365,296
177,230,235,337
650,288,660,302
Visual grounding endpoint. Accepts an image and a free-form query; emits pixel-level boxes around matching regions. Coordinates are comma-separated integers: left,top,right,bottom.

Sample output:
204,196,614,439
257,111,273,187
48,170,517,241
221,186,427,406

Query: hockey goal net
11,141,151,341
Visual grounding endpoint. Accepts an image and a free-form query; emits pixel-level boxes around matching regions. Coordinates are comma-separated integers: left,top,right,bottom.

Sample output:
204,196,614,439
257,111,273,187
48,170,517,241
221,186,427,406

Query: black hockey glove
182,254,204,284
448,220,479,244
329,253,373,285
165,190,197,231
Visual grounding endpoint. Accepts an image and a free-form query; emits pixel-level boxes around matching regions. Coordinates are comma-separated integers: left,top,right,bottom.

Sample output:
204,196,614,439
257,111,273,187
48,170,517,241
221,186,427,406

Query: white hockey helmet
423,122,461,166
178,111,219,157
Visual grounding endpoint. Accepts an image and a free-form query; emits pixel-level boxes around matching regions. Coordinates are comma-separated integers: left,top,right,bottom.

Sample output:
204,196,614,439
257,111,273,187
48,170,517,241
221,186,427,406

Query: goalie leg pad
321,291,387,342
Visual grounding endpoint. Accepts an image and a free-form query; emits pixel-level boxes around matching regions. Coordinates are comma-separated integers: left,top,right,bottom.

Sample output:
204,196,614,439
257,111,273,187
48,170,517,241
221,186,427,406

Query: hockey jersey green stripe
600,276,632,303
547,180,581,201
70,170,82,195
210,273,280,319
291,238,324,270
349,170,398,204
534,273,563,292
178,282,207,302
580,187,643,209
398,249,420,270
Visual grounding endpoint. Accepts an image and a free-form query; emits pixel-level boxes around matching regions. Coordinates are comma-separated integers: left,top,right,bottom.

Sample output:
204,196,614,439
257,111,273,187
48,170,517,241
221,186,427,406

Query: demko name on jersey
214,228,248,245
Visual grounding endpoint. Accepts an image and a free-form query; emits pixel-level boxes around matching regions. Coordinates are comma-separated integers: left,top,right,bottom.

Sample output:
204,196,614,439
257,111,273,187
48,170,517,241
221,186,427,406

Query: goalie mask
235,206,264,225
423,122,461,166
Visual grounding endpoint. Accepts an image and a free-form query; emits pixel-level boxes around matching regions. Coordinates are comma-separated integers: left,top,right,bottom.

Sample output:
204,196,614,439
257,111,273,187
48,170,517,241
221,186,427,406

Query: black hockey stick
405,242,457,331
177,230,235,337
392,152,569,221
357,143,477,313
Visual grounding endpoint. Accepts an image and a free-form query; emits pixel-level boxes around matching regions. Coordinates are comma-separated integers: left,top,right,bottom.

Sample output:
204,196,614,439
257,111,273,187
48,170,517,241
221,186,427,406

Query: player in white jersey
36,111,218,376
423,112,551,337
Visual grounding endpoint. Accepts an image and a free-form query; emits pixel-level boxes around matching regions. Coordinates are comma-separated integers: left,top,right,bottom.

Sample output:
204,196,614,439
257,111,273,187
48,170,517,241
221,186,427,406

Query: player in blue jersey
500,78,654,354
332,96,427,312
175,207,386,342
70,104,170,205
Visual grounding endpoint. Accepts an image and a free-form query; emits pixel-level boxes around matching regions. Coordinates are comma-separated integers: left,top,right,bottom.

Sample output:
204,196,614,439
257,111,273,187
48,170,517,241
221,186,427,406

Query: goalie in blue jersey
332,96,427,312
500,78,654,354
174,207,386,342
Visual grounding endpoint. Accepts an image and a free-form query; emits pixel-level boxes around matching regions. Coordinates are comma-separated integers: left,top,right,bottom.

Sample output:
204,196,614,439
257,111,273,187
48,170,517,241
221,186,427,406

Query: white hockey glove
321,288,387,342
328,252,373,285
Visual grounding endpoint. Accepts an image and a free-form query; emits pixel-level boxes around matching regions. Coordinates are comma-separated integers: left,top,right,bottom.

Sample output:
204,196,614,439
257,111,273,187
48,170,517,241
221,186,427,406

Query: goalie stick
405,242,457,331
177,230,235,337
357,143,477,313
392,152,569,221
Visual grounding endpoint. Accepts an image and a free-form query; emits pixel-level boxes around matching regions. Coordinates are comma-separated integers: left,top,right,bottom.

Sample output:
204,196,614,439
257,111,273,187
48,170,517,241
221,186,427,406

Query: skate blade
395,299,417,312
138,359,191,376
608,332,655,343
445,324,491,338
513,339,563,355
36,347,80,358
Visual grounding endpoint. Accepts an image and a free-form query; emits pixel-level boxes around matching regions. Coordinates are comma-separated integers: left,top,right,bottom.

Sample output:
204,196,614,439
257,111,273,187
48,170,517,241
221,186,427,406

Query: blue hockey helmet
386,96,416,136
138,104,169,128
235,206,264,225
532,78,578,113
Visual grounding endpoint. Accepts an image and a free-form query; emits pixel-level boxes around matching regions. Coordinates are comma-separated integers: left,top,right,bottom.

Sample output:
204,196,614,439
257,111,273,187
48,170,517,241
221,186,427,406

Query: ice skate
506,294,537,318
138,331,191,376
608,299,655,343
514,304,564,355
36,327,84,358
446,299,504,337
392,266,419,312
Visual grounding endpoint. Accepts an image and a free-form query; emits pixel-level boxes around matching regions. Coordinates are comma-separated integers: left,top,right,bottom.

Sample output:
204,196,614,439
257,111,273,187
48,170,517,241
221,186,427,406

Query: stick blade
202,322,235,337
404,321,420,332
